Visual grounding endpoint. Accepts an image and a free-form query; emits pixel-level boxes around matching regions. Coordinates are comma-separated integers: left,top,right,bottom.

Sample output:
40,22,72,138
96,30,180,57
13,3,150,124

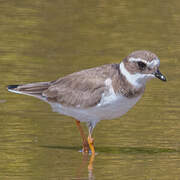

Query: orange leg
88,134,95,155
75,120,89,153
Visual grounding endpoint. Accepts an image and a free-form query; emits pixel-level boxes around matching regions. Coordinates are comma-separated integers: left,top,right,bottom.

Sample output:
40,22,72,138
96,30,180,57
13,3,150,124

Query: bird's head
120,50,166,88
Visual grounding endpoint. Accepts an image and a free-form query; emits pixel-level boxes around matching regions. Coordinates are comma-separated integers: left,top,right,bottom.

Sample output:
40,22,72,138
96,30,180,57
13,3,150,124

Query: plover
7,50,166,154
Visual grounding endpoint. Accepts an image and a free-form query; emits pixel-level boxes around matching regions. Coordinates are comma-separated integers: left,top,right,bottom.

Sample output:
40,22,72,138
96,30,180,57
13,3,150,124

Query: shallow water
1,0,180,179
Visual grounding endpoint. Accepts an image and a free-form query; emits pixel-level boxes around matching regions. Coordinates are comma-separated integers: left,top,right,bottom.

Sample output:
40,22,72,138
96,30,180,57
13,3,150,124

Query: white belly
49,94,142,124
49,78,142,125
93,94,142,120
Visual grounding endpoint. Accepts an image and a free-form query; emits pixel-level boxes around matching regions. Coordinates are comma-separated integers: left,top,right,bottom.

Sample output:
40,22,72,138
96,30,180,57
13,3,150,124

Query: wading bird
8,50,166,155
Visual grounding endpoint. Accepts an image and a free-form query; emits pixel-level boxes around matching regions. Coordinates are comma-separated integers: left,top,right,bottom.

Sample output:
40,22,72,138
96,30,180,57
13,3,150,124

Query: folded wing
8,64,119,108
43,67,107,108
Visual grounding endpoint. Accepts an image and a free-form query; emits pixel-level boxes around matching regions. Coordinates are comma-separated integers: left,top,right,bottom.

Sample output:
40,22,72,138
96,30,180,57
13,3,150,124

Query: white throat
119,62,154,88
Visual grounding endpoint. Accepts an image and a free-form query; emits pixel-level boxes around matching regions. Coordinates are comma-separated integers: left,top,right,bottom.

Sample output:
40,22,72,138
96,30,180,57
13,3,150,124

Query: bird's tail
7,82,51,97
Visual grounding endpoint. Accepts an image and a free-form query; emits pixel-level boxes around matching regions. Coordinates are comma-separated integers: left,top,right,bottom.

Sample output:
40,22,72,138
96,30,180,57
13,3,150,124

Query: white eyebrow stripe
129,57,160,68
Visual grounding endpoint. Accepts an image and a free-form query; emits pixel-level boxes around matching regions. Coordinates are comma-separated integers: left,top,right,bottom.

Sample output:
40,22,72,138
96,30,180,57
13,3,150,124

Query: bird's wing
43,65,115,108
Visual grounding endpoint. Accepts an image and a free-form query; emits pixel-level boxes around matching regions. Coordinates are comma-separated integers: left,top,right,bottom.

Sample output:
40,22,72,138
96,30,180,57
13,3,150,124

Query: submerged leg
87,122,95,155
75,120,89,153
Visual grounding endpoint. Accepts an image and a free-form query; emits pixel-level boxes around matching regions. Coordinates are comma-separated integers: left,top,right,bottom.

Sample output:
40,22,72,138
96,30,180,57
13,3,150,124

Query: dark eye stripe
137,61,146,70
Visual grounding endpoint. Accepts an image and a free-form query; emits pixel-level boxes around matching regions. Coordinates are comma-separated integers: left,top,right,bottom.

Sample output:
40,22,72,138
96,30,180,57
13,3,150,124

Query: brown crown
127,50,158,62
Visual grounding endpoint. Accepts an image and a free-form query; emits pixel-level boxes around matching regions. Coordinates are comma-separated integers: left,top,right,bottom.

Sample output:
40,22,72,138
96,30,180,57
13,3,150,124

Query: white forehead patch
129,57,160,68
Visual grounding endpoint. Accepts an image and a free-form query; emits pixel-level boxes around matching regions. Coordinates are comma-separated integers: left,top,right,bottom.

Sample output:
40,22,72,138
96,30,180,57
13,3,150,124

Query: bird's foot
82,143,90,154
88,136,95,155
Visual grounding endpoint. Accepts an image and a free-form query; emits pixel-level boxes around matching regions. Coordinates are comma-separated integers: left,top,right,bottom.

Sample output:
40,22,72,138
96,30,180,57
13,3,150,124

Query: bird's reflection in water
41,145,95,179
88,154,95,180
75,153,95,180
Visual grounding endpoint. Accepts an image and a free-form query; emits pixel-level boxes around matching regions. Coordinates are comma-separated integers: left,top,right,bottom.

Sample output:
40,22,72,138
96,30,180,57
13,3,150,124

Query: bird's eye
137,61,146,70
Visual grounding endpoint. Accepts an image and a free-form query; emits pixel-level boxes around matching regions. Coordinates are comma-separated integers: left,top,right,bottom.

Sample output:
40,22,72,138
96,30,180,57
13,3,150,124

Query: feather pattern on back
8,64,144,108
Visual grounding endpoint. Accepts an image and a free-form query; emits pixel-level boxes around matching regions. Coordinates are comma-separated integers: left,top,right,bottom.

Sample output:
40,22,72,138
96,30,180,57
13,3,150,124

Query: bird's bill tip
154,70,166,81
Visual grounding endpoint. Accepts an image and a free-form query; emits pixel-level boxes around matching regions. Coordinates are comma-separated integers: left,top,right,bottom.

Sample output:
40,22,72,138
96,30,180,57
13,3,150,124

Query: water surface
1,0,180,179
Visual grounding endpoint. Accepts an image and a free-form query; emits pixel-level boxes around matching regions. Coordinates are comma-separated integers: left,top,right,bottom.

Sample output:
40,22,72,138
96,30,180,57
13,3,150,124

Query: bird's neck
119,62,147,89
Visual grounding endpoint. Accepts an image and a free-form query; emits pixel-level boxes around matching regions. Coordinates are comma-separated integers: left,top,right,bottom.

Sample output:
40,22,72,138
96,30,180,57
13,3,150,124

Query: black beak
154,69,166,81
